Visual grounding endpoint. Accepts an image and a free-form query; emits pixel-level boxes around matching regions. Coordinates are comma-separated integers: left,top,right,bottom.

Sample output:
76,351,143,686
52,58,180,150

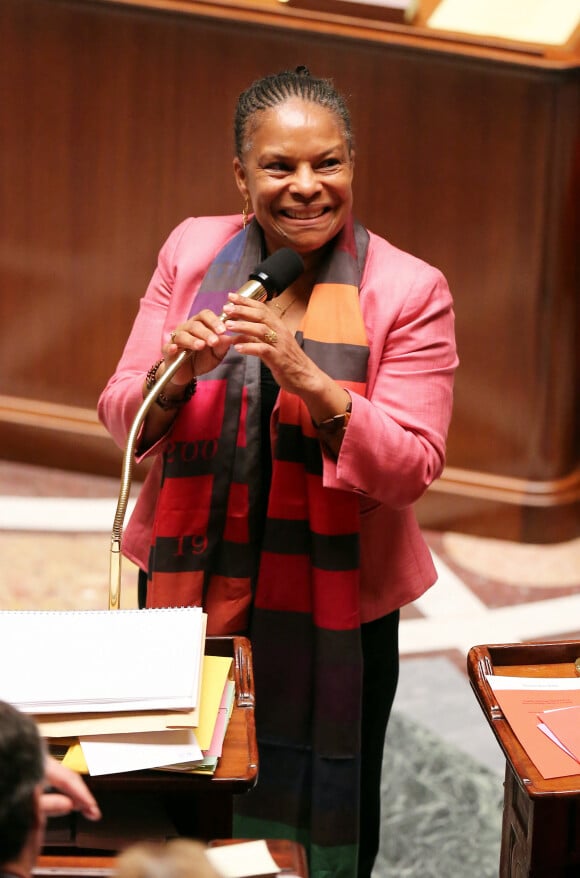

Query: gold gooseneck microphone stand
108,349,191,610
107,247,305,610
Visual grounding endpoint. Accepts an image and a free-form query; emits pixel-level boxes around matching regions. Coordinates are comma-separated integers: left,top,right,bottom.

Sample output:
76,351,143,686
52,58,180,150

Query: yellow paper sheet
172,655,232,750
62,741,88,773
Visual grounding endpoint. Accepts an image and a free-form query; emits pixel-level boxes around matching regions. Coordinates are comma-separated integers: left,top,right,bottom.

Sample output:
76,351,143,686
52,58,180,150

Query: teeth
284,209,325,219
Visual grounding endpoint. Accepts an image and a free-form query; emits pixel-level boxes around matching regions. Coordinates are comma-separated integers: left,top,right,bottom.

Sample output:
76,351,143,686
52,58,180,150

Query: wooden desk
45,636,257,851
468,641,580,877
36,839,308,877
1,0,578,542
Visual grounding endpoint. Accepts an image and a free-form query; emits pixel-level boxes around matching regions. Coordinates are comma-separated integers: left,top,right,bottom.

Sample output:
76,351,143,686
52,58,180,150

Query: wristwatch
312,399,352,435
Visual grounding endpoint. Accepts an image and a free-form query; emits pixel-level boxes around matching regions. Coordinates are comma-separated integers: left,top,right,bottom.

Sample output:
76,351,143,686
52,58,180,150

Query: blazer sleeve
323,234,459,509
97,216,240,455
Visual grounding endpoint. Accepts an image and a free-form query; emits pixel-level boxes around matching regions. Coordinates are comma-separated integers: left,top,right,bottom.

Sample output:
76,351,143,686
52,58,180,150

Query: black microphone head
249,248,305,297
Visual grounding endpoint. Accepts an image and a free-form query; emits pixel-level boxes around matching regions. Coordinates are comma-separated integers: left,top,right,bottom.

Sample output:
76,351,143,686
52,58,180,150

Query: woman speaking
99,66,458,878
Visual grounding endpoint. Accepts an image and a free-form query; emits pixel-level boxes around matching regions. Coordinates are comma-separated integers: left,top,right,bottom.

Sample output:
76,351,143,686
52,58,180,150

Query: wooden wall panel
1,0,578,540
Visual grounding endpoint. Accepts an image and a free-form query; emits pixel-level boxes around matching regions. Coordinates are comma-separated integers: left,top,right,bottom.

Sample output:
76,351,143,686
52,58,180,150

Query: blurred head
0,700,45,867
233,68,355,260
115,840,223,878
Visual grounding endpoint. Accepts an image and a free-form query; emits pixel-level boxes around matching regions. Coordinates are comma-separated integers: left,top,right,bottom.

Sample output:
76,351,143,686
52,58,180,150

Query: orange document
492,687,580,779
539,706,580,764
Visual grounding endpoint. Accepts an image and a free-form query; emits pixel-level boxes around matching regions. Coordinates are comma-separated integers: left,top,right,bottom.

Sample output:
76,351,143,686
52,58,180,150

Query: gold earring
242,197,249,230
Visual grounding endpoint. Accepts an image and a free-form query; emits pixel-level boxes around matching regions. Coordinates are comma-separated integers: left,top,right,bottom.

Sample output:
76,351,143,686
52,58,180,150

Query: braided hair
234,66,353,158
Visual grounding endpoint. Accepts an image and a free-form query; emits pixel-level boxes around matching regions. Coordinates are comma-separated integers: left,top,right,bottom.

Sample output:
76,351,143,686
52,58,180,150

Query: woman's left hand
223,292,352,431
223,293,318,396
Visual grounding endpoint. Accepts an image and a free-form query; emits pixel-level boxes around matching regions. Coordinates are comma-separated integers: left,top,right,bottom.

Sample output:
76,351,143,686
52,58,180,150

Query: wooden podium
45,636,257,851
468,641,580,877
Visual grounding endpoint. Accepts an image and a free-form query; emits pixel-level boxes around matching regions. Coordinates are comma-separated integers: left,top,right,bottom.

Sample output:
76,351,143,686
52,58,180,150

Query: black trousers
358,610,400,878
139,570,400,877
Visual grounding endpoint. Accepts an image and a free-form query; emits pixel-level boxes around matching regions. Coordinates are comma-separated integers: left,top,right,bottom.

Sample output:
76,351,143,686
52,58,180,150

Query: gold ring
170,330,178,343
264,329,278,346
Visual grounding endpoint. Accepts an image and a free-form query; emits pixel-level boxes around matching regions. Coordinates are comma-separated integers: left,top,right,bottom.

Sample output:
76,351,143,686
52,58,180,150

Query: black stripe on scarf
262,520,358,570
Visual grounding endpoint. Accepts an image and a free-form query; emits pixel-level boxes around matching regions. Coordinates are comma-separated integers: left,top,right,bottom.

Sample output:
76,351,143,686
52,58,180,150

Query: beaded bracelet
145,359,197,411
145,360,164,391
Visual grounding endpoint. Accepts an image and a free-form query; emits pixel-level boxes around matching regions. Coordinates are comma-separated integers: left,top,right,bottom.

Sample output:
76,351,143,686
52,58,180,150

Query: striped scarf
147,217,370,878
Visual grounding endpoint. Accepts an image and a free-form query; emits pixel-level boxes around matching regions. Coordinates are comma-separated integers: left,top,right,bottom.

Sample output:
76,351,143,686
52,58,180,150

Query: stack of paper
0,608,233,776
486,675,580,779
58,654,234,776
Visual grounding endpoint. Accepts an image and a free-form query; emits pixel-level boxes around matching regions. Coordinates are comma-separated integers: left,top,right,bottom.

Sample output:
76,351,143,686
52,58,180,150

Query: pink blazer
98,216,458,623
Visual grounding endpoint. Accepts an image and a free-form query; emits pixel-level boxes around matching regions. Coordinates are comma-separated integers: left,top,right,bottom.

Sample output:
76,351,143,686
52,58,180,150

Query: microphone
219,247,305,319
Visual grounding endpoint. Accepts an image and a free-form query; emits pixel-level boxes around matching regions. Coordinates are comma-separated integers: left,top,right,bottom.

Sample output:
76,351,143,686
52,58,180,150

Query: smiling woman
98,67,458,878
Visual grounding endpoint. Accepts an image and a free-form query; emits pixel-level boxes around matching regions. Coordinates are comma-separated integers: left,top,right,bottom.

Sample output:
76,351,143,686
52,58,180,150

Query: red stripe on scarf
204,574,253,634
305,472,361,535
256,552,312,613
311,568,361,628
148,570,204,609
266,461,308,520
151,475,214,538
255,555,360,629
223,482,250,542
169,378,230,443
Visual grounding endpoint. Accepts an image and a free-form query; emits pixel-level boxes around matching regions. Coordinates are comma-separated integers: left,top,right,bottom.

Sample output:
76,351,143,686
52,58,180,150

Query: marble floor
1,458,580,876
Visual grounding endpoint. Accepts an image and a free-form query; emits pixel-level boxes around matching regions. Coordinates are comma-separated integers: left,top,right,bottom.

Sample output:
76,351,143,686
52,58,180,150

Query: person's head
115,840,223,878
233,67,355,263
0,701,46,870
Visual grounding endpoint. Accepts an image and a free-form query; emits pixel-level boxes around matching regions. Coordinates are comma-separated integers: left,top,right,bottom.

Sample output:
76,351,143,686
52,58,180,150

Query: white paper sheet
206,841,280,878
486,675,580,691
80,729,203,776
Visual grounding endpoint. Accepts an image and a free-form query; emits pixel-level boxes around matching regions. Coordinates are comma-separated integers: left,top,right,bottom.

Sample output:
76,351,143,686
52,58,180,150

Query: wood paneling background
1,0,578,540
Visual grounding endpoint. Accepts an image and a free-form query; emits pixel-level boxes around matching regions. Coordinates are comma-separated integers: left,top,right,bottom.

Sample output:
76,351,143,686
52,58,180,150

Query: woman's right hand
163,309,232,384
138,309,232,448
